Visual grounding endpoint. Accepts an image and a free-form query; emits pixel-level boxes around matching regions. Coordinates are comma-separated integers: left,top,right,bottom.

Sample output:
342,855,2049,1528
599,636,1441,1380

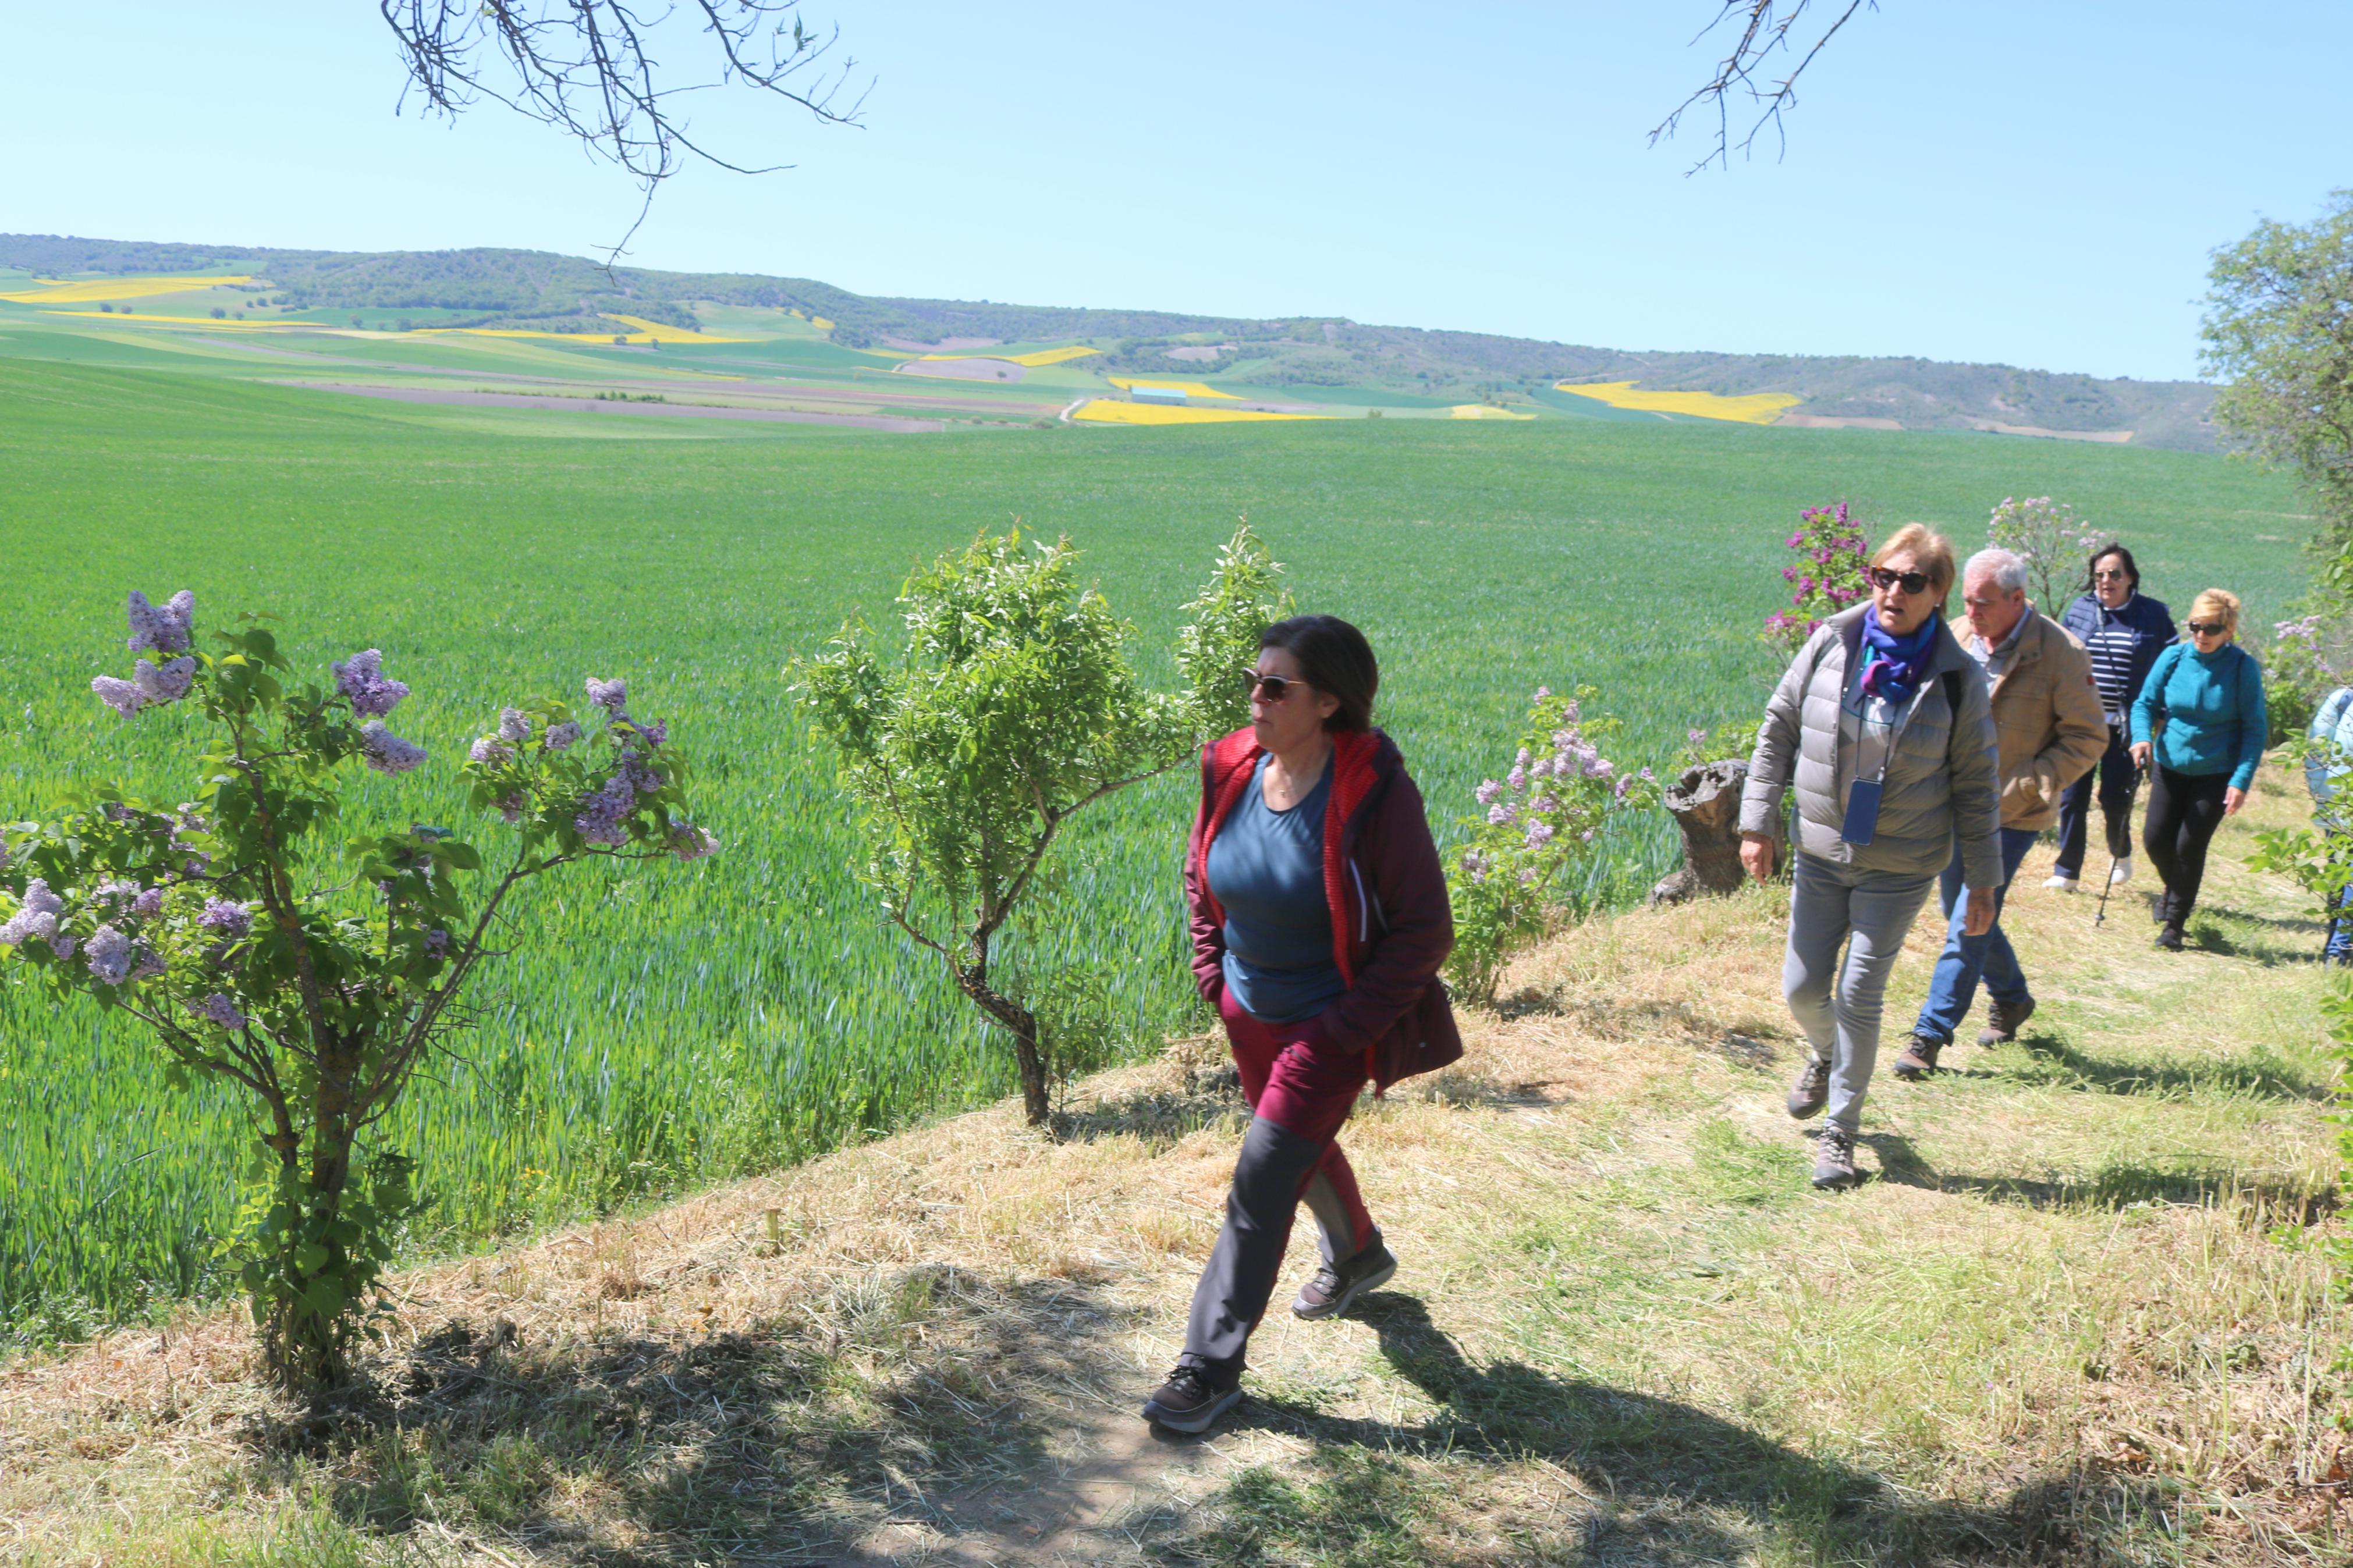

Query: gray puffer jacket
1740,606,2004,888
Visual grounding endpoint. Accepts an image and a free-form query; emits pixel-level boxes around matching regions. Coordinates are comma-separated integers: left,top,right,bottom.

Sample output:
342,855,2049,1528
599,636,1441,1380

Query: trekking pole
2093,760,2148,928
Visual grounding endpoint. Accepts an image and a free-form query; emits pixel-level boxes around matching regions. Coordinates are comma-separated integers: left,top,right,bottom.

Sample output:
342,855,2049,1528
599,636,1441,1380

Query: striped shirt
2081,596,2146,719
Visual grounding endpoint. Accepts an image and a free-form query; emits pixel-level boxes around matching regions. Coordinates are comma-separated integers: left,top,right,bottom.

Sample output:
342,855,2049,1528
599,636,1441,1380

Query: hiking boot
1292,1238,1399,1320
1976,995,2035,1046
2109,856,2134,887
1787,1056,1832,1119
1812,1124,1859,1190
2155,922,2186,952
2043,872,2079,891
1891,1033,1943,1080
1141,1358,1242,1434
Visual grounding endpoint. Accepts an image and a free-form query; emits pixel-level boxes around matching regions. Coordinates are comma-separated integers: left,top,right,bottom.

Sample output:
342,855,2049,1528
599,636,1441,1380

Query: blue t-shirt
1206,752,1344,1024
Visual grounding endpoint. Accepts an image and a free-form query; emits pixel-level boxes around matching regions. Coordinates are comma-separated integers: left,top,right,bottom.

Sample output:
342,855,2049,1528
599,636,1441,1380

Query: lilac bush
1764,503,1871,649
1986,495,2100,609
1446,684,1659,1002
0,591,714,1393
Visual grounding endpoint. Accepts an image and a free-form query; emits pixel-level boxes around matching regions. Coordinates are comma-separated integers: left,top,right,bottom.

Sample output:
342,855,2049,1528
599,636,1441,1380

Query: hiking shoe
1292,1238,1399,1320
1976,995,2035,1047
1787,1056,1832,1119
1891,1033,1943,1080
2043,873,2079,891
1141,1359,1242,1434
2109,857,2134,887
2155,922,2185,952
1812,1125,1859,1190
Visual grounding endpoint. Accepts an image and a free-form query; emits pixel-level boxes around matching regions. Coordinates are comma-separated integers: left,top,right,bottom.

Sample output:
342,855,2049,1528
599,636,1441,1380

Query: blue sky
5,2,2345,381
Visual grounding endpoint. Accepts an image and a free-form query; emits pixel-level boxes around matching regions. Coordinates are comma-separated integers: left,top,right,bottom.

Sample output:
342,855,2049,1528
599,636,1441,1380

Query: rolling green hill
0,231,2220,448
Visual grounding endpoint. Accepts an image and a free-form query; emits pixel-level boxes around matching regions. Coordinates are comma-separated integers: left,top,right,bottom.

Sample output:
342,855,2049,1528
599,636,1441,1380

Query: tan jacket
1983,609,2107,830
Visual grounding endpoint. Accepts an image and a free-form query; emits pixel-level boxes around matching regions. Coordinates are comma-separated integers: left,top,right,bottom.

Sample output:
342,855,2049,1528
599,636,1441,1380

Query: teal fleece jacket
2130,641,2267,789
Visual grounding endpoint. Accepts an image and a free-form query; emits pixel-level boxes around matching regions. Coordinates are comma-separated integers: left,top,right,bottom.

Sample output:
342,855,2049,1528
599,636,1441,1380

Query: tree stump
1648,759,1755,906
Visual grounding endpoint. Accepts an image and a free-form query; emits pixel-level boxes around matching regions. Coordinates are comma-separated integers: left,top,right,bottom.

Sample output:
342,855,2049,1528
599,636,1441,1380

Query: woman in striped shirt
2054,544,2177,890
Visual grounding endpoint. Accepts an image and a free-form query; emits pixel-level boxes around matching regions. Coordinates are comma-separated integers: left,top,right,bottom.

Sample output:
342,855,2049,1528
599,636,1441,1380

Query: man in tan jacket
1895,548,2106,1076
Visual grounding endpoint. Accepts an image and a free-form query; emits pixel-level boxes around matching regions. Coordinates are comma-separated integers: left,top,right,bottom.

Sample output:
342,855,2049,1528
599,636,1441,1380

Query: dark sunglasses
1866,566,1933,595
1242,669,1314,701
2186,620,2229,636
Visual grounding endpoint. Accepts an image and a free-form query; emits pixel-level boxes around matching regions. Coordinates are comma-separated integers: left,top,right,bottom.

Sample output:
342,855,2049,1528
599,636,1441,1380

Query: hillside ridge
0,230,2220,449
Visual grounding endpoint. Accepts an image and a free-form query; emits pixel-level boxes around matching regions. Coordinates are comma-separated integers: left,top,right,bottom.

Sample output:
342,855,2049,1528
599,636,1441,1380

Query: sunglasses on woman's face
1242,670,1312,701
1866,566,1932,595
2187,621,2228,636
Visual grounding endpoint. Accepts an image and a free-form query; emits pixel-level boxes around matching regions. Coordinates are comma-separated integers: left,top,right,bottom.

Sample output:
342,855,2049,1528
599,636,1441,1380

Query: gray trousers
1784,852,1936,1133
1183,1116,1368,1375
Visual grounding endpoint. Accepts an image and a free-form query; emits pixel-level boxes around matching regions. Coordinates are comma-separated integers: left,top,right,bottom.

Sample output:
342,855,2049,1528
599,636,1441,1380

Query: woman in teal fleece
2129,588,2267,950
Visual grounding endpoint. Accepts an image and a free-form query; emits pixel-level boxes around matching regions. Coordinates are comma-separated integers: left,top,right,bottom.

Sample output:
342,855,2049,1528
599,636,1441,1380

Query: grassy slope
1,769,2341,1566
0,357,2315,1341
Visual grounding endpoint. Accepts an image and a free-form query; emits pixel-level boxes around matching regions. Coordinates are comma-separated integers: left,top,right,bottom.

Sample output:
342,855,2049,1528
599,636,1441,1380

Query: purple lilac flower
1532,686,1552,701
424,929,451,957
1530,795,1559,814
498,707,531,742
1688,728,1707,747
585,676,627,713
92,675,145,717
1638,766,1655,783
1506,764,1527,791
1517,866,1538,886
470,736,516,766
51,933,76,961
198,899,252,940
573,775,635,845
619,750,663,796
126,590,194,655
1614,776,1634,800
358,720,427,776
132,886,166,919
332,649,410,719
129,945,166,982
132,656,196,706
1475,780,1502,806
544,720,581,751
496,792,527,824
636,719,668,746
1461,849,1489,884
1524,822,1556,851
0,880,63,947
1486,801,1519,826
669,824,720,862
193,993,246,1030
84,925,133,986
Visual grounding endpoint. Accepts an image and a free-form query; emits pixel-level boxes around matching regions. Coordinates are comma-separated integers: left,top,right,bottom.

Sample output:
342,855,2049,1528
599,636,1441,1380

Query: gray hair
1965,547,2029,595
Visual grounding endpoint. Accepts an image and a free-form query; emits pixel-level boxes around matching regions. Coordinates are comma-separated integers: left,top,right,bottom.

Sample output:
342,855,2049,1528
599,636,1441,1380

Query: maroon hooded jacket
1185,725,1463,1094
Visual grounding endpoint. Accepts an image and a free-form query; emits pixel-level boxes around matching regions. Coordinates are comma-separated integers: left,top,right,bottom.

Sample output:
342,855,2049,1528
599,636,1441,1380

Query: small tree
1986,495,2099,610
1445,685,1659,1002
1763,502,1869,649
2203,190,2353,595
797,523,1287,1124
0,593,713,1393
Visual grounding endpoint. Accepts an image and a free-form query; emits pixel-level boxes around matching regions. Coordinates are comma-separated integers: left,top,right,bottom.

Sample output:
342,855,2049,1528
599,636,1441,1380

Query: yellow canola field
785,308,837,329
1553,380,1800,425
598,314,755,344
1449,403,1536,421
37,310,303,331
922,345,1101,368
1108,377,1238,400
0,275,251,303
1071,400,1323,426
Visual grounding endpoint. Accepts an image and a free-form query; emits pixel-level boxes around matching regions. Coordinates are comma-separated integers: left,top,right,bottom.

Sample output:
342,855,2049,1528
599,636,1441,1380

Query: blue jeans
1911,826,2041,1045
1785,854,1937,1133
2327,884,2353,964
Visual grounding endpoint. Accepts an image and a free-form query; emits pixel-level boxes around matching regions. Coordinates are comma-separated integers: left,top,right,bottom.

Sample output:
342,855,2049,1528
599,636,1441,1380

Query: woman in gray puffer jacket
1739,524,2003,1190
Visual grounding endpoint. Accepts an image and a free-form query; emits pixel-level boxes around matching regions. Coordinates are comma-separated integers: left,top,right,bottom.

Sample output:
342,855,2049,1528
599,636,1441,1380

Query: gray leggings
1784,853,1936,1132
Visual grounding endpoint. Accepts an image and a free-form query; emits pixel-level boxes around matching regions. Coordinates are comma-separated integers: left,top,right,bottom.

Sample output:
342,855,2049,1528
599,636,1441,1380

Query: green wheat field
0,356,2309,1344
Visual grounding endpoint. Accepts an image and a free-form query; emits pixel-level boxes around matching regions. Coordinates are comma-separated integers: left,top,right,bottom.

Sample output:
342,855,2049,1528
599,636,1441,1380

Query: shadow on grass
1052,1066,1248,1146
1151,1293,2180,1565
1997,1034,2329,1103
243,1264,1135,1564
1864,1135,2337,1224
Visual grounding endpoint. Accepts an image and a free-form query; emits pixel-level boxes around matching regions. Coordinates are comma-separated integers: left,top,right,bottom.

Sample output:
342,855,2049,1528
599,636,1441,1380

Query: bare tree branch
379,1,868,258
1652,0,1873,174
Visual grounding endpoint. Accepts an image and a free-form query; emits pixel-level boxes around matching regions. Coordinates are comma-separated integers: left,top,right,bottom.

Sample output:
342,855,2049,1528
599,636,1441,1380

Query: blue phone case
1841,778,1882,845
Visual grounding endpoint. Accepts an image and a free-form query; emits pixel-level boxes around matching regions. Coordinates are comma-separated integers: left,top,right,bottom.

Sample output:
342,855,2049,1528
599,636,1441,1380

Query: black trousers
2142,765,2231,925
2054,724,2137,877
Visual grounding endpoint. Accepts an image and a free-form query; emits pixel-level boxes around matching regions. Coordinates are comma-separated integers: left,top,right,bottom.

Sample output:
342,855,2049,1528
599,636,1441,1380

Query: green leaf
294,1242,329,1275
304,1275,346,1316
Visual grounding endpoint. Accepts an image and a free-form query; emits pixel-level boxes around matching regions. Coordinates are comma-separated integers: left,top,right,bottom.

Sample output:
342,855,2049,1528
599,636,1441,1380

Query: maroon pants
1181,992,1376,1372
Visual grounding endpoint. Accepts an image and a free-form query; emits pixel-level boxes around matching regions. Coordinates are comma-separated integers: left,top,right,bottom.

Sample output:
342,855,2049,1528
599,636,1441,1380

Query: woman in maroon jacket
1142,614,1461,1434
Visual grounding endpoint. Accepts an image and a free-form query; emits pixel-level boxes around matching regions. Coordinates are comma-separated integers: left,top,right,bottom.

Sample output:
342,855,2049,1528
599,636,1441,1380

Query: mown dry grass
2,769,2346,1565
